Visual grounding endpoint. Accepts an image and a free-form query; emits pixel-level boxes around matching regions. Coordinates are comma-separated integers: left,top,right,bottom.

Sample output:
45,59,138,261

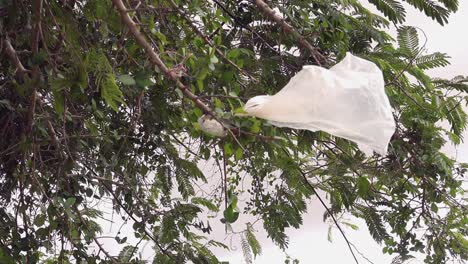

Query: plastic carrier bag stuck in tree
244,52,396,156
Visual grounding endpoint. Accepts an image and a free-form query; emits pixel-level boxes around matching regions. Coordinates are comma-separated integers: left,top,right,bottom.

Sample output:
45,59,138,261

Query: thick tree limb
253,0,325,66
3,38,30,76
112,0,280,144
112,0,212,114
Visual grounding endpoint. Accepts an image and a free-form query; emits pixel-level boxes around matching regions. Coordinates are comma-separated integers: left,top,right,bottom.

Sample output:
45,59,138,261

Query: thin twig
75,209,118,263
211,0,283,56
82,163,171,257
300,171,360,264
252,0,324,66
168,0,259,83
349,242,376,264
281,148,360,264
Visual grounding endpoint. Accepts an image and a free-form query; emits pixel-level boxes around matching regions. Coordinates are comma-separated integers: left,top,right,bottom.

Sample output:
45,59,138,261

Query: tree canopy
1,0,467,263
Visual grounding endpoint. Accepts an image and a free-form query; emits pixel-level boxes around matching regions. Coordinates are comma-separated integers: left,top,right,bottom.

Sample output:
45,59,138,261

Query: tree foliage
0,0,467,263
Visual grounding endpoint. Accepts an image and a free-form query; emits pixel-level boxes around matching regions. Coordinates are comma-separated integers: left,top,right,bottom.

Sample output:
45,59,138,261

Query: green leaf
175,170,195,200
342,221,359,231
87,50,125,111
70,228,80,240
404,0,451,25
246,224,262,258
241,236,253,264
64,197,76,209
135,71,154,88
34,214,46,227
415,52,450,70
358,206,388,244
224,143,233,157
227,49,241,59
159,214,179,244
235,148,244,160
192,197,219,212
223,206,239,223
118,74,136,86
397,26,419,55
368,0,406,23
152,30,167,44
357,177,371,197
101,73,125,111
0,248,15,264
118,246,137,262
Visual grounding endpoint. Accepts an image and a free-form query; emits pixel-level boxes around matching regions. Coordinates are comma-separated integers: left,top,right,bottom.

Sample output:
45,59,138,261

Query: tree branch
112,0,279,145
212,0,282,56
167,0,259,84
3,38,30,76
281,146,361,264
112,0,212,114
299,169,360,264
75,209,118,263
252,0,324,66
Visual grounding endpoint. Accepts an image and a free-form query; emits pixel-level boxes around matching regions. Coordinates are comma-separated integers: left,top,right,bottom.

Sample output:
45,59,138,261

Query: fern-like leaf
368,0,406,23
191,197,219,212
101,73,124,111
175,170,195,200
359,207,389,244
415,52,450,69
86,50,125,111
406,67,434,90
397,26,419,56
437,0,458,11
391,255,415,264
246,224,262,258
156,165,172,195
159,214,179,244
241,235,253,264
404,0,451,25
433,76,468,93
118,245,137,262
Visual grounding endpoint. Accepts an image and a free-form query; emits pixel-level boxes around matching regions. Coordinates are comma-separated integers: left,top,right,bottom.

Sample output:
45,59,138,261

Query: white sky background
94,2,468,263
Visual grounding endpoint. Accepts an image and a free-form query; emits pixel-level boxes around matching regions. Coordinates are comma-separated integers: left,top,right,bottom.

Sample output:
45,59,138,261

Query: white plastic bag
244,52,395,155
198,115,227,137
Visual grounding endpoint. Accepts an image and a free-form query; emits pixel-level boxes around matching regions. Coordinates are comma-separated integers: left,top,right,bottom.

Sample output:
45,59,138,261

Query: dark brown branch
253,0,324,66
3,38,30,76
112,0,279,145
112,0,212,114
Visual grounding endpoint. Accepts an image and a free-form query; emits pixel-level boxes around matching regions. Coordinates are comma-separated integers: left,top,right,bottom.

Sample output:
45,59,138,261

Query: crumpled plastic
244,52,396,156
198,115,228,137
